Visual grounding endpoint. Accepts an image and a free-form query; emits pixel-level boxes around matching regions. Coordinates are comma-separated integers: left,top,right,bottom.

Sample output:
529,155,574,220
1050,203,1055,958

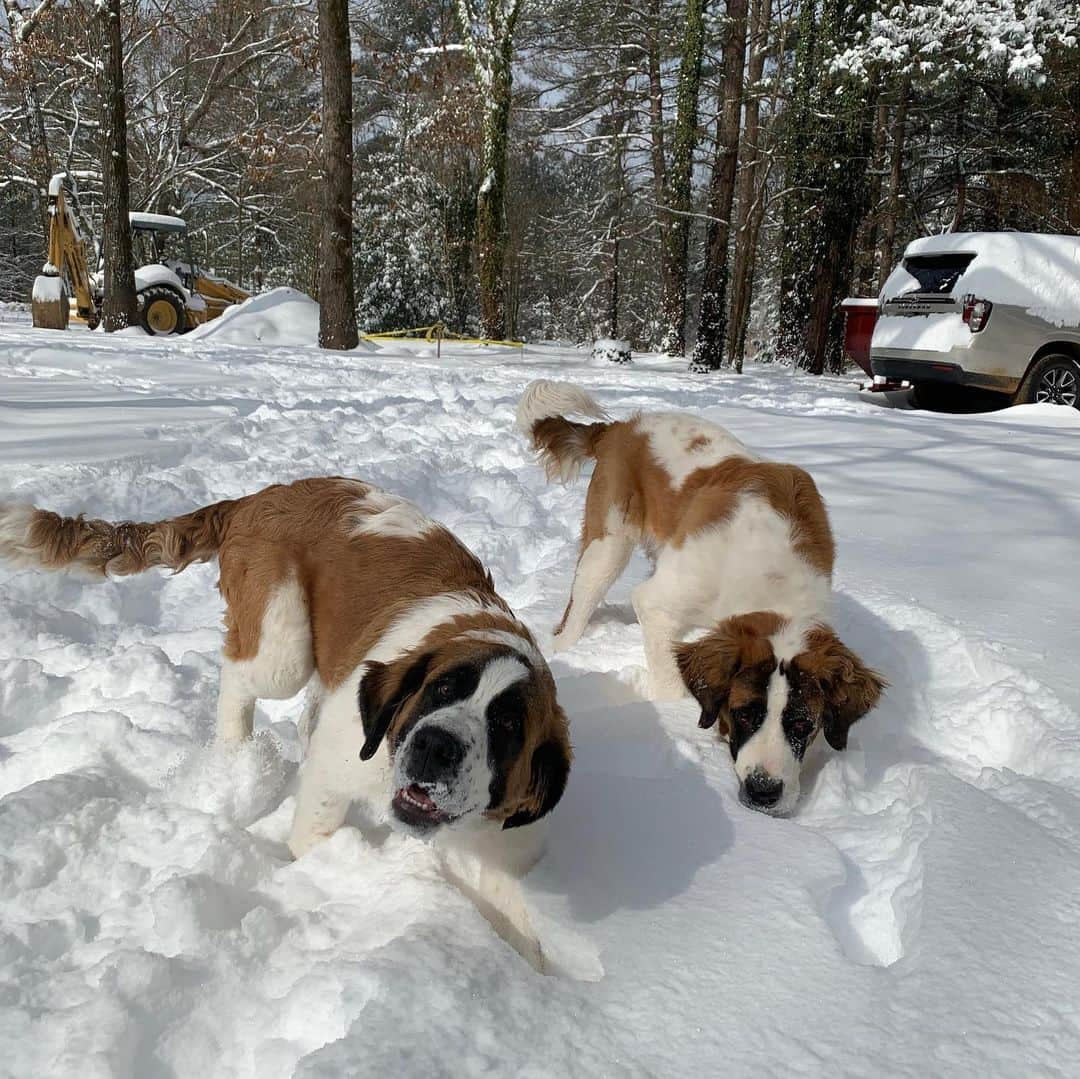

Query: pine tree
777,0,875,374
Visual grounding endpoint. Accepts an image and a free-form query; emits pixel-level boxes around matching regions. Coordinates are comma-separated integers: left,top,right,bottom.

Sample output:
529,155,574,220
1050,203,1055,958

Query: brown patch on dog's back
686,434,711,452
567,417,834,578
672,458,835,576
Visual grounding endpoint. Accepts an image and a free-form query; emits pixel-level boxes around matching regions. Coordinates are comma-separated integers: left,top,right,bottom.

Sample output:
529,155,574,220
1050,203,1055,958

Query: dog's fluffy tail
0,496,241,578
516,379,611,482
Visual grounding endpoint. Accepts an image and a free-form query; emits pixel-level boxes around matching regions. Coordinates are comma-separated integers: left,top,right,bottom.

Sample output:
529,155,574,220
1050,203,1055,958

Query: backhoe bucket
32,275,69,330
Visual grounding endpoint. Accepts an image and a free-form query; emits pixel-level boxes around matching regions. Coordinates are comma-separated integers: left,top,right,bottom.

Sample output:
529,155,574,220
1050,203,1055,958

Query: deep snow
2,309,1080,1078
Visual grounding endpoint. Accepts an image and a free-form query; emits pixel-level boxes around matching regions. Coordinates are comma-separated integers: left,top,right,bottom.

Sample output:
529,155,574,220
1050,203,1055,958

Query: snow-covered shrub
592,338,632,364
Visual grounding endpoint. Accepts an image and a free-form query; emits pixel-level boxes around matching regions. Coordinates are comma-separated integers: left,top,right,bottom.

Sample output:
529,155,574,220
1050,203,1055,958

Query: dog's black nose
743,772,783,809
408,726,465,782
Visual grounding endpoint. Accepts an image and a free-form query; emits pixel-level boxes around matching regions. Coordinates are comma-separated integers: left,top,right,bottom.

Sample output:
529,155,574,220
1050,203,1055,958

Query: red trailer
840,297,879,376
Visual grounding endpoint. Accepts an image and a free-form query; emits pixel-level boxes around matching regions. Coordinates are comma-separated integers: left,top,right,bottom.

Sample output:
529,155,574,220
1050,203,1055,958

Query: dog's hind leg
553,499,637,651
216,573,314,745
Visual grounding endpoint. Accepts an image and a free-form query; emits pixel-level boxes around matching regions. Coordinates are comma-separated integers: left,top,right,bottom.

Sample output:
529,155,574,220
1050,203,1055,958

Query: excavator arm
32,174,98,330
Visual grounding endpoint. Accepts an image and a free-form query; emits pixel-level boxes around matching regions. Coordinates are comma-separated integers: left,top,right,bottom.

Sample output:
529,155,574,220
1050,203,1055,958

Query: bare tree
0,0,55,234
692,0,750,370
316,0,358,349
725,0,774,372
98,0,137,331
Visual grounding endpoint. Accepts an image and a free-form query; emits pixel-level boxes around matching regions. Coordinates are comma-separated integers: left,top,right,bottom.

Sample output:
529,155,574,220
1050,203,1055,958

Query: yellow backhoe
32,173,249,335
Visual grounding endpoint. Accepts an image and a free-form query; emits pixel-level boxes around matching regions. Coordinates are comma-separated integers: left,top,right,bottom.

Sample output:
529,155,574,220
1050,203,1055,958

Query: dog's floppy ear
676,614,786,731
674,633,741,731
357,651,432,760
503,738,571,829
802,627,886,750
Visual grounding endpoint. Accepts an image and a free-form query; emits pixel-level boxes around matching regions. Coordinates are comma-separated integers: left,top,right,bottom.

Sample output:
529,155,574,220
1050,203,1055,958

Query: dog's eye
788,718,813,741
488,687,525,732
434,678,454,701
489,700,519,728
730,704,764,727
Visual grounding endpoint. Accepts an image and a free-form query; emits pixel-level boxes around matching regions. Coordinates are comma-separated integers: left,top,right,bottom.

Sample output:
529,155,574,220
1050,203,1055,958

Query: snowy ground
2,296,1080,1077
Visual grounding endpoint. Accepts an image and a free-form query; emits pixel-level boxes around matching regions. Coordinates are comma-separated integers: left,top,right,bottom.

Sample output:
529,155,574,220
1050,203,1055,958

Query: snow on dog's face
356,641,571,835
676,614,885,817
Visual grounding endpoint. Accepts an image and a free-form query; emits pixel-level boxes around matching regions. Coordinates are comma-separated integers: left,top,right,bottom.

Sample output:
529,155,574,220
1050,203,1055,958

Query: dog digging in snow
516,380,884,817
0,478,571,945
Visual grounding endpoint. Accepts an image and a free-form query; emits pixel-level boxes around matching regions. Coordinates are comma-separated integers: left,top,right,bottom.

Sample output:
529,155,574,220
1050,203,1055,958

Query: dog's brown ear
503,738,571,829
357,652,432,760
674,631,744,731
802,627,886,750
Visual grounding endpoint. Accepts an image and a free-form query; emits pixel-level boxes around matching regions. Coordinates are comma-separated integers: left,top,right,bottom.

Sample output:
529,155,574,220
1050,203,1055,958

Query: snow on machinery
31,173,249,335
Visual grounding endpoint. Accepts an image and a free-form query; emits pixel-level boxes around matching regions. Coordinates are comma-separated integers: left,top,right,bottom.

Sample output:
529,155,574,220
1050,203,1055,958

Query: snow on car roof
904,231,1080,257
128,211,187,232
893,231,1080,327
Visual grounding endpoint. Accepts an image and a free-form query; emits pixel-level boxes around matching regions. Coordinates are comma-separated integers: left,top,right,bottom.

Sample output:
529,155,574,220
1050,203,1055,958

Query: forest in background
2,0,1077,371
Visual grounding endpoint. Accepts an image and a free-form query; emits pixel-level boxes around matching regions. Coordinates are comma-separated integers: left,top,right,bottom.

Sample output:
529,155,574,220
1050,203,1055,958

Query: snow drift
186,287,376,350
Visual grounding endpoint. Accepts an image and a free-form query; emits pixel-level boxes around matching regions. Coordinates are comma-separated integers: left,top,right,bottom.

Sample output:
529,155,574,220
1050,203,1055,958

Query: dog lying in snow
0,479,571,886
516,380,884,817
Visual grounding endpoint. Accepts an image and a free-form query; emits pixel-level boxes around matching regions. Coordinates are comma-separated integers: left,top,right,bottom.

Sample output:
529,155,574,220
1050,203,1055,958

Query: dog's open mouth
392,784,451,830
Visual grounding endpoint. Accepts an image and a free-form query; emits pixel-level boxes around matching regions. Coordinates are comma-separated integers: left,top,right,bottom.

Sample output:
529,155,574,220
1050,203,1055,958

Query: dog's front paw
287,827,333,860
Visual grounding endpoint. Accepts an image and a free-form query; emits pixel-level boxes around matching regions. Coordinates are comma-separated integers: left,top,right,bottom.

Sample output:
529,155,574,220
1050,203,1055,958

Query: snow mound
187,287,323,346
978,401,1080,427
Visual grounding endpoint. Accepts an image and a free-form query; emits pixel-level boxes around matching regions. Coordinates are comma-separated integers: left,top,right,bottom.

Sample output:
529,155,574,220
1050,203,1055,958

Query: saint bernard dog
0,478,571,870
516,380,884,817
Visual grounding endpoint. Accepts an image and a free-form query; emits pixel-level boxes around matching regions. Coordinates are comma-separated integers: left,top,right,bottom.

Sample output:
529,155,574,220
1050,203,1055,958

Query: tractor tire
1014,353,1080,409
31,275,70,330
139,286,186,336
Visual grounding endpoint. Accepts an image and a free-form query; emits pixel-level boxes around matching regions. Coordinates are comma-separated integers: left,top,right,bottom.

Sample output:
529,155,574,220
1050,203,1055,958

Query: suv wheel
1016,354,1079,408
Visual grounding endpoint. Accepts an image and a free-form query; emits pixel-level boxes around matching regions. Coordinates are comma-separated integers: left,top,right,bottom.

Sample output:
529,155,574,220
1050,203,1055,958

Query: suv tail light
961,294,993,332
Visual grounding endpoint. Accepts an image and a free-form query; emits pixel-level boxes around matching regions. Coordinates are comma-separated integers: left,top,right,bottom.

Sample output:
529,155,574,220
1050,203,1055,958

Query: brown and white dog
0,478,571,867
517,381,884,817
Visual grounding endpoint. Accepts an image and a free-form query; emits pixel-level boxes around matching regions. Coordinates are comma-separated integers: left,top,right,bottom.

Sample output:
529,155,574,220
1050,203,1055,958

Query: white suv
871,233,1080,409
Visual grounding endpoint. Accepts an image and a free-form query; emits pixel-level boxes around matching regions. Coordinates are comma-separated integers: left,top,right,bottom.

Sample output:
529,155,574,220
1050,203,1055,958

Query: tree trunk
859,97,889,293
874,79,909,292
98,0,138,332
646,0,667,213
316,0,359,350
725,0,772,373
604,25,631,340
692,0,750,370
646,0,671,336
658,0,706,356
476,55,512,340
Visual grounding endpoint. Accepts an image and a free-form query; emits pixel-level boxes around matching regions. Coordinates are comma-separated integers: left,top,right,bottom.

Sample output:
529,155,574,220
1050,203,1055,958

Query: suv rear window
900,254,975,294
